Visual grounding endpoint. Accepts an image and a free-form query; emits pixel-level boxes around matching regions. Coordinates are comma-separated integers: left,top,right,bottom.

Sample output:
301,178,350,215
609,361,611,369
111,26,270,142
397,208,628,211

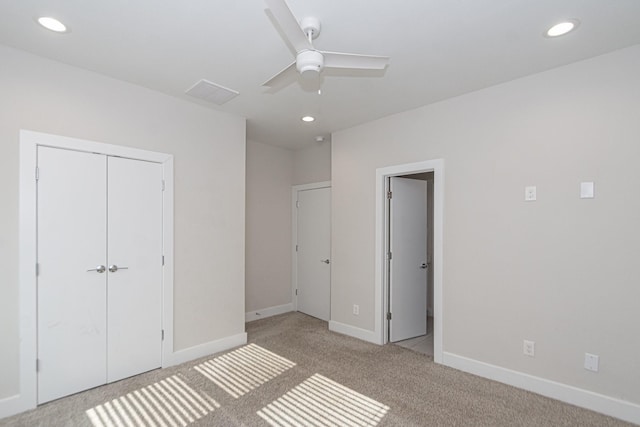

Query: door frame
375,160,443,363
18,130,174,411
291,181,331,313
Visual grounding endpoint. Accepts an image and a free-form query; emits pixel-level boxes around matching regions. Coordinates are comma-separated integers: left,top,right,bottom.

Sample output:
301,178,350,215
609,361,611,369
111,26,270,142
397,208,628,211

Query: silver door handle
420,263,428,269
108,265,128,273
321,259,330,264
87,265,106,273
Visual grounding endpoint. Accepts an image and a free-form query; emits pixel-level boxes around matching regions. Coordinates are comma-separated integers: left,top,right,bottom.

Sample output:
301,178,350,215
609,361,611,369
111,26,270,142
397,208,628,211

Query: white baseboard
245,303,293,323
443,352,640,425
329,320,382,345
167,332,247,367
0,393,29,420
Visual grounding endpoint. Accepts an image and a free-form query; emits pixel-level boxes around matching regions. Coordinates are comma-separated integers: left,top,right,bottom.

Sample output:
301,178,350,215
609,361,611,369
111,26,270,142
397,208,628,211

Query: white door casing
375,159,443,363
296,186,331,321
389,177,428,342
107,157,163,382
36,147,108,403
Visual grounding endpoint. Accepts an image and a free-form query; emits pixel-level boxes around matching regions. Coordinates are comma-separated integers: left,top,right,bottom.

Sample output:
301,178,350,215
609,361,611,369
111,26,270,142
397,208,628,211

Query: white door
107,157,163,382
37,148,163,403
389,177,427,342
37,147,108,403
296,187,331,321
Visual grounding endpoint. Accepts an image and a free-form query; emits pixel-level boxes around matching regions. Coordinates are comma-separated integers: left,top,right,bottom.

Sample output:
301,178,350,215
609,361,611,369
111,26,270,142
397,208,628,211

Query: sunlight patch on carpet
257,374,390,427
194,343,296,398
86,374,219,427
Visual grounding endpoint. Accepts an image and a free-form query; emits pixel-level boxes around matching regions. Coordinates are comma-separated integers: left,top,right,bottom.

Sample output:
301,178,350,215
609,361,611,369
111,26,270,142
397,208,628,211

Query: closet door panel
37,147,108,404
107,157,163,382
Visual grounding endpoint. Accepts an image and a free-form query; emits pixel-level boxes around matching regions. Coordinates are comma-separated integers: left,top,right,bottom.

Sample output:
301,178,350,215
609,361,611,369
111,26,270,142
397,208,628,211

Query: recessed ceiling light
37,16,68,33
545,20,579,38
301,116,315,122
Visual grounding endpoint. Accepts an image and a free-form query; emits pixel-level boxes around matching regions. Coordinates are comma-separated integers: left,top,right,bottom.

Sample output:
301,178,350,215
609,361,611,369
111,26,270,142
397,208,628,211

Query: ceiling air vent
185,79,239,105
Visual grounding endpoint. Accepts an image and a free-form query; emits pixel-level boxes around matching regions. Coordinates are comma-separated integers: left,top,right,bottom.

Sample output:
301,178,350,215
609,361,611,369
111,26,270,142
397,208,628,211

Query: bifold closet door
107,156,163,382
37,147,108,404
37,147,163,403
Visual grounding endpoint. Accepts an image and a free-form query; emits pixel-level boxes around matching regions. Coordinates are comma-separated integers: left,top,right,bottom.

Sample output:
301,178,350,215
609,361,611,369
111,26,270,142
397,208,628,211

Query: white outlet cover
584,353,599,372
580,182,595,199
525,186,537,201
523,340,535,357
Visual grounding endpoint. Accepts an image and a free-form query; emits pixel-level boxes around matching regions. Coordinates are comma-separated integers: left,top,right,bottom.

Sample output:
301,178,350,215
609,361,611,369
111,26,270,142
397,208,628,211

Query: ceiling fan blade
321,51,390,70
265,0,313,53
262,61,298,88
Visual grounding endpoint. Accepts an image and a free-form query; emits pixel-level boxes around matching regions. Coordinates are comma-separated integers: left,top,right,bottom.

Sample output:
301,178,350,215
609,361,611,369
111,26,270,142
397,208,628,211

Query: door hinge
387,191,392,199
35,167,40,181
387,252,392,260
295,244,298,252
162,330,165,341
162,180,165,191
36,358,40,372
296,201,300,208
162,255,165,266
387,312,392,320
36,263,39,276
295,289,298,296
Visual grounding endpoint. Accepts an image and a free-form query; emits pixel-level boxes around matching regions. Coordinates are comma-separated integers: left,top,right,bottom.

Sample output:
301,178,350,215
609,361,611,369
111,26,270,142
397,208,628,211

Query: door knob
108,265,129,273
420,263,428,269
87,265,106,273
321,259,330,264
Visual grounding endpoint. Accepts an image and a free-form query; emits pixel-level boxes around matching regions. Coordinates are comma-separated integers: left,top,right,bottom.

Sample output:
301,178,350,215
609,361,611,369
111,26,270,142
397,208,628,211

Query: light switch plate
525,186,537,201
580,182,594,199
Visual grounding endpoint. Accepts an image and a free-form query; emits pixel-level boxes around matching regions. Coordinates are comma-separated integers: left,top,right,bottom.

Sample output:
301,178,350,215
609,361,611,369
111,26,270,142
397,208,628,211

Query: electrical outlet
584,353,599,372
523,340,535,357
525,186,537,201
353,304,359,315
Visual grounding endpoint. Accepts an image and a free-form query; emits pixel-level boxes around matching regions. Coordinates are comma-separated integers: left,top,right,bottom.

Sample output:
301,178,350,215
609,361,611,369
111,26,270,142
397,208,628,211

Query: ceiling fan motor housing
296,50,324,78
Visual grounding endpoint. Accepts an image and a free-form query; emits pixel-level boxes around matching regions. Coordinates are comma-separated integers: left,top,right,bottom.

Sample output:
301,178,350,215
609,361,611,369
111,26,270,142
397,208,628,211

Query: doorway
374,159,443,363
388,173,434,356
37,147,163,403
19,130,174,410
292,182,331,321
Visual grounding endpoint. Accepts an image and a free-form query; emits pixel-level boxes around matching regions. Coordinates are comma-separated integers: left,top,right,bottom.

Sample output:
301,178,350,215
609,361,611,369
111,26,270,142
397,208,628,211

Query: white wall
332,45,640,406
245,141,293,313
244,140,331,320
0,45,246,401
293,141,331,185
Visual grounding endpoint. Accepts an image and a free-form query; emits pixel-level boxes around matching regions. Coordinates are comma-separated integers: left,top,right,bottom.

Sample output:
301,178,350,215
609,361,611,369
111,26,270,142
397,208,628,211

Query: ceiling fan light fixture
297,50,324,78
263,0,391,90
37,16,68,33
545,20,579,37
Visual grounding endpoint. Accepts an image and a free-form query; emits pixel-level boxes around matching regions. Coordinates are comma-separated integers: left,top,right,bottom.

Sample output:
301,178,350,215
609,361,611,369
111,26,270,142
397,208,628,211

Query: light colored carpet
1,312,632,426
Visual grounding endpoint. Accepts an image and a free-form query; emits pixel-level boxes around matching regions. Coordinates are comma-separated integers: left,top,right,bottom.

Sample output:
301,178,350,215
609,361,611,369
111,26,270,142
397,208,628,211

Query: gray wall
331,45,640,404
0,45,246,399
245,141,294,312
244,139,331,315
293,142,331,185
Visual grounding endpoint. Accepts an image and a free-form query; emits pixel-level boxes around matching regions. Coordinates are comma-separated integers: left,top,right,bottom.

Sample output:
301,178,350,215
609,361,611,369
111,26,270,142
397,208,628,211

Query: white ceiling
1,0,640,150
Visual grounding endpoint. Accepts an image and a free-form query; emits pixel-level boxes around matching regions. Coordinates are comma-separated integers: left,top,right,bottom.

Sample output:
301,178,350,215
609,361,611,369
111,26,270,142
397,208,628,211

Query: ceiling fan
263,0,390,88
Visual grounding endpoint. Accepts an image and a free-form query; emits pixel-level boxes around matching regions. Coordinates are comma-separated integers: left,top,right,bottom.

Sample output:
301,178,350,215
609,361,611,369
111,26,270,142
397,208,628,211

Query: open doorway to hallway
387,173,434,357
375,158,443,363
